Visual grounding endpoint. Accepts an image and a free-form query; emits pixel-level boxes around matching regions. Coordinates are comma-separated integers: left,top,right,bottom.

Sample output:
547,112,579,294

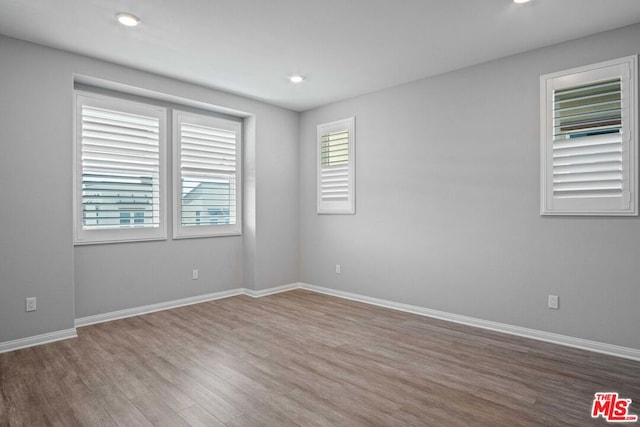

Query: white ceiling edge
1,0,640,111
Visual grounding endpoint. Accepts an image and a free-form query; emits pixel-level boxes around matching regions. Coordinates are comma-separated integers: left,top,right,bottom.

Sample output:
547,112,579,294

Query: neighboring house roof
182,181,229,205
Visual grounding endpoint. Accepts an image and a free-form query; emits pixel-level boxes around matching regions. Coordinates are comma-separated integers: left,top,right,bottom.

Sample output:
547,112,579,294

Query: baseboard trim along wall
73,284,300,328
243,283,300,298
74,288,245,327
298,283,640,362
0,328,77,354
2,282,639,361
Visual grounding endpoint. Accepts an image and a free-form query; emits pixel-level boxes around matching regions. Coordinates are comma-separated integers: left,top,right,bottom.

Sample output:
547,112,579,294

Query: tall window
173,111,241,238
74,93,167,244
317,117,355,214
540,56,637,216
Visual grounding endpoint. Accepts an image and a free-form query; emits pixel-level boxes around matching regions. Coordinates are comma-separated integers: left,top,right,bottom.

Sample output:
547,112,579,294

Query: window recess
540,56,637,216
74,93,167,244
173,111,241,238
317,117,355,214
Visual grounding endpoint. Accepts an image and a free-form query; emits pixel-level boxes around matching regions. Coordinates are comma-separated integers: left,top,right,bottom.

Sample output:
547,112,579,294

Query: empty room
1,0,640,425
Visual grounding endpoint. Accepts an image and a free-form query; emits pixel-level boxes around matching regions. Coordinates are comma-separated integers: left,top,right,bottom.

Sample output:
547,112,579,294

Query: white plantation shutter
541,56,637,215
174,111,241,237
74,94,166,244
553,80,623,198
317,117,355,214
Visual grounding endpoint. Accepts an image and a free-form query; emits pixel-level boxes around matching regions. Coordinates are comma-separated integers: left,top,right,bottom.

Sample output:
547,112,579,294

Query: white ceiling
2,0,640,111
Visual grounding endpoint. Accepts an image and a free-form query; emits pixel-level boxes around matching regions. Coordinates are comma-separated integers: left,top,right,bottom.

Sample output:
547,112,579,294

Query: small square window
540,56,638,216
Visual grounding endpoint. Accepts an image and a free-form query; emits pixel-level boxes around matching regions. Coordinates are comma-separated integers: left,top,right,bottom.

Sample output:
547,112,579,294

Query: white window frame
317,117,356,214
173,110,242,238
540,56,638,216
73,92,167,245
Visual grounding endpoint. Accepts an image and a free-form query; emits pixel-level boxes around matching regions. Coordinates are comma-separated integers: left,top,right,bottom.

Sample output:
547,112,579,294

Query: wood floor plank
101,393,154,427
177,404,226,427
142,355,241,423
130,392,191,427
1,289,639,426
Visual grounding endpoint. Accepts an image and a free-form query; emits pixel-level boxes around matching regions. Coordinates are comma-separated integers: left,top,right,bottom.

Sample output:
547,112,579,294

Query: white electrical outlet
192,269,199,280
335,264,341,274
26,297,37,312
548,295,559,310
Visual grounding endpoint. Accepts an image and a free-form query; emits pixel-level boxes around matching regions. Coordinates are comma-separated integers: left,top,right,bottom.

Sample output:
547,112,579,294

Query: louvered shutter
174,111,241,237
75,94,167,244
317,118,355,214
541,56,637,215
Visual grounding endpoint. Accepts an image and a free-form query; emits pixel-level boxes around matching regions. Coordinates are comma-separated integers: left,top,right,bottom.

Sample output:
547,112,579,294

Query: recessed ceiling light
116,13,140,27
290,75,305,84
513,0,531,3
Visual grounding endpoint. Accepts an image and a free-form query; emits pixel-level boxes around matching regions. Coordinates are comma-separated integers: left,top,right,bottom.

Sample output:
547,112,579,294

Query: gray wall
0,37,75,341
3,23,640,351
299,23,640,350
0,35,299,341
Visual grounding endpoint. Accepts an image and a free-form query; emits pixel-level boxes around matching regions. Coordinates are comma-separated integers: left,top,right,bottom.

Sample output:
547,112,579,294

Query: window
74,93,167,244
173,111,241,238
317,117,355,214
74,86,245,244
540,56,637,216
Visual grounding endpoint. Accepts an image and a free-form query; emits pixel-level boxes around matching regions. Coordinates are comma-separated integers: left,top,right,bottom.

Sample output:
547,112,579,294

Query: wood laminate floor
1,289,639,426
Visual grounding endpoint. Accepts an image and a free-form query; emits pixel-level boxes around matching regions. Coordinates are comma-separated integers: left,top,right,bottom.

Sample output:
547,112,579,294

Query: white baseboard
4,286,283,353
74,284,302,328
0,328,77,354
5,282,639,361
75,288,244,327
299,283,640,362
243,283,301,298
